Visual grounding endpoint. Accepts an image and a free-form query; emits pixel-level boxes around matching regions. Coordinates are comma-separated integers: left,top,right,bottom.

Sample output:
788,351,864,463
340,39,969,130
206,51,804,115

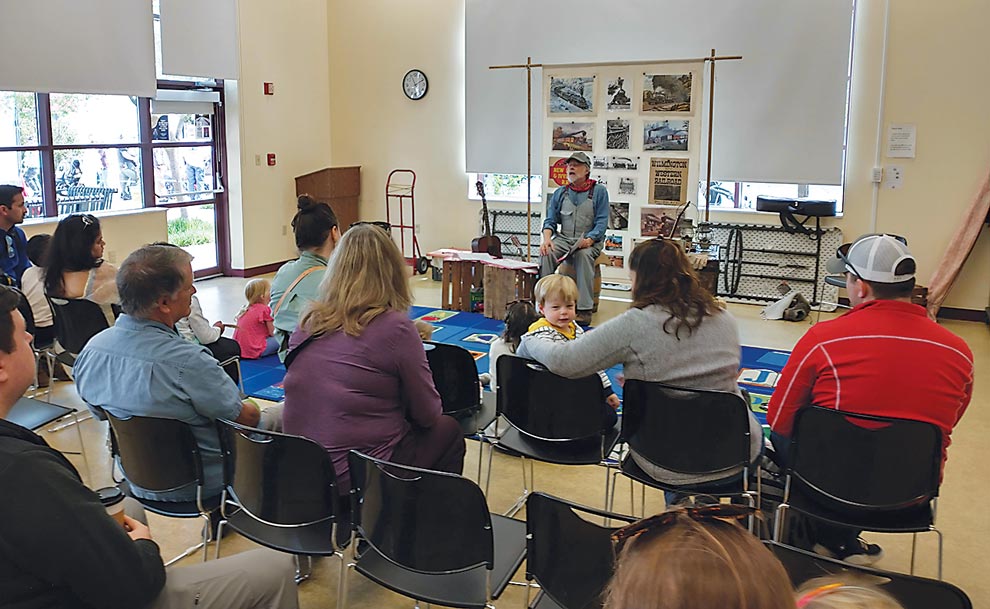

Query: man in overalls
539,151,609,325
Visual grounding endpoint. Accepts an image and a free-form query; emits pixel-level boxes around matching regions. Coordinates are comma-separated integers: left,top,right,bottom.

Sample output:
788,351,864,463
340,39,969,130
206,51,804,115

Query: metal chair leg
910,532,918,575
215,520,227,559
294,554,312,583
934,527,944,581
70,412,91,483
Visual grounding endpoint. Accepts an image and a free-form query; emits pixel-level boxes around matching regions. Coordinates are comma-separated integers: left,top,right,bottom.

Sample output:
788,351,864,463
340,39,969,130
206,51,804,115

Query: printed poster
649,157,689,205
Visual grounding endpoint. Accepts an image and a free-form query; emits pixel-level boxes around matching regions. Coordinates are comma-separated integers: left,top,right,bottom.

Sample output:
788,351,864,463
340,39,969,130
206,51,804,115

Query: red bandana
568,178,595,193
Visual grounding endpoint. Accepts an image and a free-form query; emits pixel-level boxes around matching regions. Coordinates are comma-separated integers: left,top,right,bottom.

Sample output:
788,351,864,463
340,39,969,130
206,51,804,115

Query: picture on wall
548,156,569,186
644,120,690,151
604,234,623,252
640,205,678,238
605,76,632,111
592,155,609,169
606,255,625,268
618,176,637,195
608,155,639,170
552,121,594,151
549,76,595,114
609,202,630,230
606,118,630,150
641,73,692,112
648,157,689,205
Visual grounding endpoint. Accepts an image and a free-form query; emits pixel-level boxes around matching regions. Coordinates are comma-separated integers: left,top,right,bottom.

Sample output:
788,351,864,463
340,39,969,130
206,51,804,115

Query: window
467,173,543,203
698,181,844,214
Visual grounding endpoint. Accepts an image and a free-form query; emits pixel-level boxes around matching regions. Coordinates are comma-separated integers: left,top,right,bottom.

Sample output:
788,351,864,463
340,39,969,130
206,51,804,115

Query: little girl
233,278,279,359
483,300,539,390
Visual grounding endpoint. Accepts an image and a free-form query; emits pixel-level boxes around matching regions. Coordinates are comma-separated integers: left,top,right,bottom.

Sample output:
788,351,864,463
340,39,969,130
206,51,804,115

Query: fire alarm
264,82,275,95
267,153,276,166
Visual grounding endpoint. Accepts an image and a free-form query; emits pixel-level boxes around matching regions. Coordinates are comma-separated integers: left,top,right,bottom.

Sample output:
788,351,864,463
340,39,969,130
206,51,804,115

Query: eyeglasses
350,221,391,232
610,503,755,555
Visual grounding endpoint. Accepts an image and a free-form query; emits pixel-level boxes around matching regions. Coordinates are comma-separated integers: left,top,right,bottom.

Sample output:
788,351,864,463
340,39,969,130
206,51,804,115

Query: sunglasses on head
611,503,755,555
350,221,391,232
505,299,534,308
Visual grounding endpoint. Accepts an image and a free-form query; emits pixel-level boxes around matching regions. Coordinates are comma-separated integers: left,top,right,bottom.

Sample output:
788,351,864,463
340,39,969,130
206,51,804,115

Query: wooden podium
294,166,360,231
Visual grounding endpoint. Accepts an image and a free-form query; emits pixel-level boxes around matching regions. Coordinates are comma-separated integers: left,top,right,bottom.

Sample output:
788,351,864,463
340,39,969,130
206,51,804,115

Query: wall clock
403,69,428,100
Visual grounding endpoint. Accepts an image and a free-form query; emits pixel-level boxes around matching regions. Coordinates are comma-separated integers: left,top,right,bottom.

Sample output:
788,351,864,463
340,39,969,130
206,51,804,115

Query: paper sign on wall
886,124,916,158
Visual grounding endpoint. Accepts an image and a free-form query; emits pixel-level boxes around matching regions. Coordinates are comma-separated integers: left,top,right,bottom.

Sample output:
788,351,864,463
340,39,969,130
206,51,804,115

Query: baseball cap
825,234,915,283
564,152,591,166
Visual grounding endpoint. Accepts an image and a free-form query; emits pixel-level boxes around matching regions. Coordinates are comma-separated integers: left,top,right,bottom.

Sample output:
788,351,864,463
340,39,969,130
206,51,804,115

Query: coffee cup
97,487,126,527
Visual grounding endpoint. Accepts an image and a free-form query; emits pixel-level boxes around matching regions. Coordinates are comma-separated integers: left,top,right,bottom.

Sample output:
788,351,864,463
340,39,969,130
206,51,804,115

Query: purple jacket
283,309,442,492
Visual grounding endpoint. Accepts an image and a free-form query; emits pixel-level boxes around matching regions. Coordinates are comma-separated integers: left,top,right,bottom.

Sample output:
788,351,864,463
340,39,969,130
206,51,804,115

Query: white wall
325,0,989,311
227,0,333,271
22,209,168,266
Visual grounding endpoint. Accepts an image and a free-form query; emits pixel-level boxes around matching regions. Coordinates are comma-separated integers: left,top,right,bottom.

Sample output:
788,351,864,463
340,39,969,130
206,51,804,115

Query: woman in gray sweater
518,238,762,488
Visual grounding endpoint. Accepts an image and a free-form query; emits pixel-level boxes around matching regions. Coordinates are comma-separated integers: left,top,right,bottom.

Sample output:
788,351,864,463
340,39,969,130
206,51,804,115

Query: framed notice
648,157,689,205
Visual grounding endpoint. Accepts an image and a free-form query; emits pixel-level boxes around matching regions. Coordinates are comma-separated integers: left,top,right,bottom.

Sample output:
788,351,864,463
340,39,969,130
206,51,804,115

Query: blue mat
241,307,792,420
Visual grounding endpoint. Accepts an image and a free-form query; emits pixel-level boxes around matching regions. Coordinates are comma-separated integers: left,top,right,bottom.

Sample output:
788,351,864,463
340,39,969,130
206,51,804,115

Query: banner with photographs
549,76,596,114
642,73,692,112
649,158,689,205
542,61,703,283
552,121,594,151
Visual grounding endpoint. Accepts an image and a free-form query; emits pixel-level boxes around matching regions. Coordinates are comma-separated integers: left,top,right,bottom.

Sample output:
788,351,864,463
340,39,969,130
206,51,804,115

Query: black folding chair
773,407,943,577
47,296,110,366
106,412,221,565
215,419,348,582
488,355,620,516
614,380,759,520
425,341,496,483
766,541,971,609
525,492,636,609
13,288,56,402
342,450,527,609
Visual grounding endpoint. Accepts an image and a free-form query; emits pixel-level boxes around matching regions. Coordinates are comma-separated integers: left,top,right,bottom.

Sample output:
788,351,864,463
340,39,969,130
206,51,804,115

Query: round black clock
402,69,428,100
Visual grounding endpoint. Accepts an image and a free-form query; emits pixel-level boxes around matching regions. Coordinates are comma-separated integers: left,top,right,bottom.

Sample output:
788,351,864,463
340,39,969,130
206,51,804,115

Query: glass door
150,90,226,276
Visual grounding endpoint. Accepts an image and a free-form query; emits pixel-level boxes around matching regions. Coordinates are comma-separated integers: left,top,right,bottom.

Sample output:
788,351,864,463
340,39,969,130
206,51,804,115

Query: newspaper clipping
649,157,689,205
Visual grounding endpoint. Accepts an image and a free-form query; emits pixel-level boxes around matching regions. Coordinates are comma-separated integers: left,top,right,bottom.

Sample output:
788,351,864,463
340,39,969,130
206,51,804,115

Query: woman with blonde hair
281,224,465,494
606,504,794,609
519,238,762,492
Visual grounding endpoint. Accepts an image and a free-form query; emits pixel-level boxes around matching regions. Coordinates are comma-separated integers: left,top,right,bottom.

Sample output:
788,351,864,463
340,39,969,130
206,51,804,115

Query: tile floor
34,273,989,608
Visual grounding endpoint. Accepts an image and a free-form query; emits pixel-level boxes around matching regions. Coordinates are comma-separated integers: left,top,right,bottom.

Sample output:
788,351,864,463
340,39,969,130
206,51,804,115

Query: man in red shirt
768,234,974,564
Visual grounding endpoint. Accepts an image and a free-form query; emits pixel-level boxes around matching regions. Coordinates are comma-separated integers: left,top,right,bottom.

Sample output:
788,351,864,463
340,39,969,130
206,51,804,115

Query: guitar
471,180,502,257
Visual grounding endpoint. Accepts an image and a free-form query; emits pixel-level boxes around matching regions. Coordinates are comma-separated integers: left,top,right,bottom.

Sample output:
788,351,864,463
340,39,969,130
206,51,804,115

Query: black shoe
814,538,884,565
576,310,593,325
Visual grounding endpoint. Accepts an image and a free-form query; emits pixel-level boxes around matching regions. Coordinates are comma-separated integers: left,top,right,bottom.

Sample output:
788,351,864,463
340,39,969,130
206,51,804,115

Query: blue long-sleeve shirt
542,183,609,242
1,226,29,286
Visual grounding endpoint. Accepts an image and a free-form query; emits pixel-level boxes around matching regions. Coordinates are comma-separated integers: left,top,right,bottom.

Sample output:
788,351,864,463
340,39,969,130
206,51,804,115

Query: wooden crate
483,265,538,320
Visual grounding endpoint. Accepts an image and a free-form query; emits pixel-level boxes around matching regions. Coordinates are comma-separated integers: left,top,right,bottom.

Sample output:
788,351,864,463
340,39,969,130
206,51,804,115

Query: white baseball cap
825,234,915,283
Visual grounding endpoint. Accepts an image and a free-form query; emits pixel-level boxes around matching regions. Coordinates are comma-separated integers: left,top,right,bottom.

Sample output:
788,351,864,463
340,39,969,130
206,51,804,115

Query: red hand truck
386,169,430,274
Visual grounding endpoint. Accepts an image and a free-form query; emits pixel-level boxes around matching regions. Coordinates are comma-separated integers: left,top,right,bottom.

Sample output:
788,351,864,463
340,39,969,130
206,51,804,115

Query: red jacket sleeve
767,330,822,436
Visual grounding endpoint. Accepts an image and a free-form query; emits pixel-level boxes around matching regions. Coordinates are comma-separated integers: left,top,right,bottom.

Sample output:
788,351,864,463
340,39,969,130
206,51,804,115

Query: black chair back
621,380,751,475
12,288,35,336
788,407,941,512
47,296,109,354
526,493,635,609
497,355,607,441
217,419,337,526
766,541,972,609
348,450,494,574
106,412,203,492
425,341,481,417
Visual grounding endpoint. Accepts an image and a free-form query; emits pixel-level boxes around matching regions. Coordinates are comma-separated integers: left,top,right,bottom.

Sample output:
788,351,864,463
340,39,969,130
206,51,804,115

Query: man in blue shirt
75,244,279,502
539,152,609,325
0,185,30,287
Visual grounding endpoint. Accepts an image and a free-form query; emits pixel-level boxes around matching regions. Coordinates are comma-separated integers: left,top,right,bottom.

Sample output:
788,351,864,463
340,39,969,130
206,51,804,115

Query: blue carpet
241,308,792,422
